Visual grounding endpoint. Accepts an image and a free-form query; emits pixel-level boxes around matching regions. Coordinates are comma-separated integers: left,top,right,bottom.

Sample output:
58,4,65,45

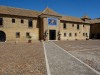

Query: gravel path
54,40,100,73
69,50,100,72
44,41,99,75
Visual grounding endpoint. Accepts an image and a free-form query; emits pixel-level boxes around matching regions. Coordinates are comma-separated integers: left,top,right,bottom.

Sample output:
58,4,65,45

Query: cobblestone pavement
44,41,99,75
0,42,47,75
55,40,100,72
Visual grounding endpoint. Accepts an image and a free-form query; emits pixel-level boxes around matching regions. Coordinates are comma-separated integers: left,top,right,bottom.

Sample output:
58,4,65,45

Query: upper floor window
72,24,74,27
0,18,3,26
12,19,15,23
63,23,66,29
28,19,33,28
21,19,24,23
83,25,85,27
77,24,80,29
16,32,20,38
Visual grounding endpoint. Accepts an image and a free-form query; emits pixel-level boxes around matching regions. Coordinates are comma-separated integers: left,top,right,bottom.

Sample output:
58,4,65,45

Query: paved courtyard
0,40,100,75
0,42,47,75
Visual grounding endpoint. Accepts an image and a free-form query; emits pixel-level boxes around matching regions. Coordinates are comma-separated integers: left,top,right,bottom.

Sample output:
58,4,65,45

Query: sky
0,0,100,19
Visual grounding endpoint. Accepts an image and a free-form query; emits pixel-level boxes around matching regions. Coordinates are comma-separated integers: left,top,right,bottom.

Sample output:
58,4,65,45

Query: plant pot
28,40,31,43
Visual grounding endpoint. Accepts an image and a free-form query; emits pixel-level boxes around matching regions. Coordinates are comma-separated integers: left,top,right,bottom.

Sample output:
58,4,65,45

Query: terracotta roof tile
61,16,84,23
87,19,100,24
42,7,62,17
0,6,41,17
1,6,96,24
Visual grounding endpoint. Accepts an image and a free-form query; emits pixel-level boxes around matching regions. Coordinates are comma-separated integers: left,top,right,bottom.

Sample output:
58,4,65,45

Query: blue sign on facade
48,18,58,26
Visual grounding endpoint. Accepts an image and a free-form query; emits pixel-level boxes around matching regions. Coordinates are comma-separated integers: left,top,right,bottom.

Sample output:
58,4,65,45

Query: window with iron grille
77,24,80,29
63,23,66,29
28,19,33,28
16,32,20,38
21,19,24,23
12,19,15,23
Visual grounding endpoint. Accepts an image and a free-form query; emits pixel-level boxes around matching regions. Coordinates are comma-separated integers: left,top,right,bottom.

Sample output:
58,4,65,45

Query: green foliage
27,36,32,39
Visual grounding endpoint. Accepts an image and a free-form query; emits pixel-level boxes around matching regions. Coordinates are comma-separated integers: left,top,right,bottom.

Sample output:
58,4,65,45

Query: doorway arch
0,31,6,42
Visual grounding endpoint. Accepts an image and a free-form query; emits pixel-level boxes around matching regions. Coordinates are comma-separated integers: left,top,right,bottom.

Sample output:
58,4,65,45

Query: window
64,33,66,37
26,32,30,37
21,19,24,23
16,32,20,38
86,33,88,37
12,19,15,23
28,19,33,28
75,33,77,37
0,18,3,26
83,33,85,36
69,33,72,37
72,24,74,27
63,23,66,29
77,24,79,29
83,25,85,27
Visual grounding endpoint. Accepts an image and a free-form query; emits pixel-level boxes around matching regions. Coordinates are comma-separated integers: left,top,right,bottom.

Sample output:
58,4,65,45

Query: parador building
0,6,100,42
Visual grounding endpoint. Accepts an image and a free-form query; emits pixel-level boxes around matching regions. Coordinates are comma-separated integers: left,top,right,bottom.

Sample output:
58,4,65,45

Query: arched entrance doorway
0,31,6,42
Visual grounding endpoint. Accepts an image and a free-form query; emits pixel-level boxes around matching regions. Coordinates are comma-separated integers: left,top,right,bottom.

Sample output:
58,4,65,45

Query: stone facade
0,6,91,42
60,22,90,40
0,15,39,42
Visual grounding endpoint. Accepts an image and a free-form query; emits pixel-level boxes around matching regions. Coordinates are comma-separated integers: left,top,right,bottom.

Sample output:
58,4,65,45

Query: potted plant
28,35,32,43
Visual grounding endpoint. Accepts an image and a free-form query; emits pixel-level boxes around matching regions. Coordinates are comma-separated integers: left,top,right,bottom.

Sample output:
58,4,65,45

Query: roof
1,6,99,24
81,15,90,19
0,6,41,17
86,18,100,24
42,7,62,17
61,16,84,23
